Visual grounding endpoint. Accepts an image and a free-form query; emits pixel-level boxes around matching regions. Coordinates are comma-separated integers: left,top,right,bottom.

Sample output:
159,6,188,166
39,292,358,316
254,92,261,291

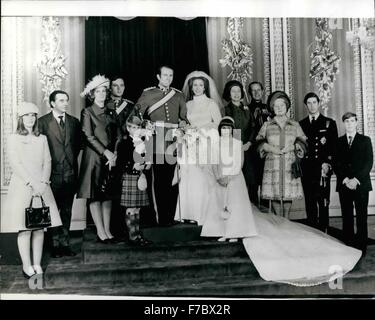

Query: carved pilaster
283,18,294,119
262,18,271,98
1,17,24,189
360,19,375,170
269,18,285,92
352,18,364,134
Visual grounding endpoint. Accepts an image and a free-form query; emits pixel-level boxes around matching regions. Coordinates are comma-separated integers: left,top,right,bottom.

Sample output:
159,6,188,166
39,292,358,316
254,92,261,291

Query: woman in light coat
3,102,61,278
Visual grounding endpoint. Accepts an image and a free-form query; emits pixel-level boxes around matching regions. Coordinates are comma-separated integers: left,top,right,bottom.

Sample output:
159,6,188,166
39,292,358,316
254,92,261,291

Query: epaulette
171,87,182,93
144,86,156,91
124,98,134,104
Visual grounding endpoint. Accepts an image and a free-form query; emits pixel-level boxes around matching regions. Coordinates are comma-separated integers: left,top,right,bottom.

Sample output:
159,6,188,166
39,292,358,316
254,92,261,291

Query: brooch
320,137,327,145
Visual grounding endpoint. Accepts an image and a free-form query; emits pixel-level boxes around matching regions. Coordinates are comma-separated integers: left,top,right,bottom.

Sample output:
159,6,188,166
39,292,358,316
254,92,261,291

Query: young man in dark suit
334,112,373,256
299,92,338,232
38,90,82,257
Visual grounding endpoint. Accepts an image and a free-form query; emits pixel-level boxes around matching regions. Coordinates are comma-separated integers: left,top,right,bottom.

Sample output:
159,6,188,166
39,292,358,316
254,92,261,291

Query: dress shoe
96,236,110,244
22,271,34,279
183,219,197,225
32,265,44,274
22,266,36,279
107,237,119,244
129,236,153,246
60,246,76,257
51,247,63,258
160,221,180,227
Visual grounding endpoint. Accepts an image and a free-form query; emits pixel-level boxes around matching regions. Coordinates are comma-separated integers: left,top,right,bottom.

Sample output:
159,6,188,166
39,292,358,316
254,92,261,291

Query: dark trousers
49,178,75,248
301,176,331,231
338,188,369,252
245,148,263,205
153,163,178,225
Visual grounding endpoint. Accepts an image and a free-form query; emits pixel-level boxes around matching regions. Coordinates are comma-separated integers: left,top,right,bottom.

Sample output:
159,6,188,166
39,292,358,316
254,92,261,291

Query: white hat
18,102,39,117
80,74,110,97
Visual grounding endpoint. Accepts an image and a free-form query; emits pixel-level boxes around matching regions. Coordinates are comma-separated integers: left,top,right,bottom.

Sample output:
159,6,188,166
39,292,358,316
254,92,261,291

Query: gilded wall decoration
1,17,25,188
262,18,271,98
220,17,254,102
309,18,341,111
37,17,68,102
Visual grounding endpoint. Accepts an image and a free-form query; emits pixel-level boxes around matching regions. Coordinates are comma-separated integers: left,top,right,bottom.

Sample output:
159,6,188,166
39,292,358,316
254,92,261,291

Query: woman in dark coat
222,80,255,200
77,75,120,243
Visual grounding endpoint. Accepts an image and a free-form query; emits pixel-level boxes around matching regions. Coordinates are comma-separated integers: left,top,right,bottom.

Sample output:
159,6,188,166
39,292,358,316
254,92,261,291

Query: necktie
348,135,353,147
311,116,316,125
58,116,65,130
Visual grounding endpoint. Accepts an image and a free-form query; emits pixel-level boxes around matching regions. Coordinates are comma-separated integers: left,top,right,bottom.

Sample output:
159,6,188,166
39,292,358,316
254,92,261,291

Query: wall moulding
1,17,25,190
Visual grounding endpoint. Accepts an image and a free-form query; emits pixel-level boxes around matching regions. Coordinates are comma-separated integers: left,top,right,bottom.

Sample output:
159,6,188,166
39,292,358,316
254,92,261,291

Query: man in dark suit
39,90,82,257
334,112,373,256
299,92,338,232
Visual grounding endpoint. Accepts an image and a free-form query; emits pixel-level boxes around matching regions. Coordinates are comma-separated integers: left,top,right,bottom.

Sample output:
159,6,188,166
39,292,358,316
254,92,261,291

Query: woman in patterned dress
256,91,307,218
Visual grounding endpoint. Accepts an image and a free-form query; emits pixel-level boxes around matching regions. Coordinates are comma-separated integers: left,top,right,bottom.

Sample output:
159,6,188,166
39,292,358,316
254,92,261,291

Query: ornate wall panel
269,18,285,92
1,17,25,189
262,18,271,98
359,19,375,171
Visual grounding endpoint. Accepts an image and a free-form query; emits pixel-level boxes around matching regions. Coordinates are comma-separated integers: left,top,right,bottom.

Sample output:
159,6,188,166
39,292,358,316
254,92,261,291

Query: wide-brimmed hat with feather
80,74,110,97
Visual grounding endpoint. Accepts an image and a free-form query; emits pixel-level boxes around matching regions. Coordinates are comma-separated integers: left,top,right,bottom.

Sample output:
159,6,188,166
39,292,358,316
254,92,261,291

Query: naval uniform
299,113,338,231
134,85,188,226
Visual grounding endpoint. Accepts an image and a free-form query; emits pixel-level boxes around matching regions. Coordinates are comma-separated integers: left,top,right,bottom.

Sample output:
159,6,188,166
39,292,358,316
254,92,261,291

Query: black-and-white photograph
1,0,374,302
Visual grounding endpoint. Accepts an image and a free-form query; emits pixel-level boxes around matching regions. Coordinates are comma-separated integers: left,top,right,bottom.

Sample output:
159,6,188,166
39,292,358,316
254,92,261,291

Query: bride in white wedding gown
174,71,223,225
204,117,362,286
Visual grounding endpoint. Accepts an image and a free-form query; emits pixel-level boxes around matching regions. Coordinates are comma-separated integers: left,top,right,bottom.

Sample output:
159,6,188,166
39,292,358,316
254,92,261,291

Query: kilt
120,173,150,208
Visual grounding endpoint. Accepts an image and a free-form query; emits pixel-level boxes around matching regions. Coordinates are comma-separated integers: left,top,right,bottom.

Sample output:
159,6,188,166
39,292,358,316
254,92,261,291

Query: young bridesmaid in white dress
201,116,258,241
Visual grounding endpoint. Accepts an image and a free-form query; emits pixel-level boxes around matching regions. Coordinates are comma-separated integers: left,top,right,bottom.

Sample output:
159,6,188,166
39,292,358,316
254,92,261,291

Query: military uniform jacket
134,86,188,155
299,114,338,178
106,98,134,134
135,86,187,123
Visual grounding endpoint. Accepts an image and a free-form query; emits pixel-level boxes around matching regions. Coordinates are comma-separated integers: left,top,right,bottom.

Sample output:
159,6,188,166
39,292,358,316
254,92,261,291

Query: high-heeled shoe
108,238,119,244
22,266,35,279
33,265,44,274
96,236,109,244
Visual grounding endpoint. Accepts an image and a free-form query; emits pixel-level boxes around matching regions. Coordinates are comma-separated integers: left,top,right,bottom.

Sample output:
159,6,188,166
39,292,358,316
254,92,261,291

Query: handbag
25,195,51,229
